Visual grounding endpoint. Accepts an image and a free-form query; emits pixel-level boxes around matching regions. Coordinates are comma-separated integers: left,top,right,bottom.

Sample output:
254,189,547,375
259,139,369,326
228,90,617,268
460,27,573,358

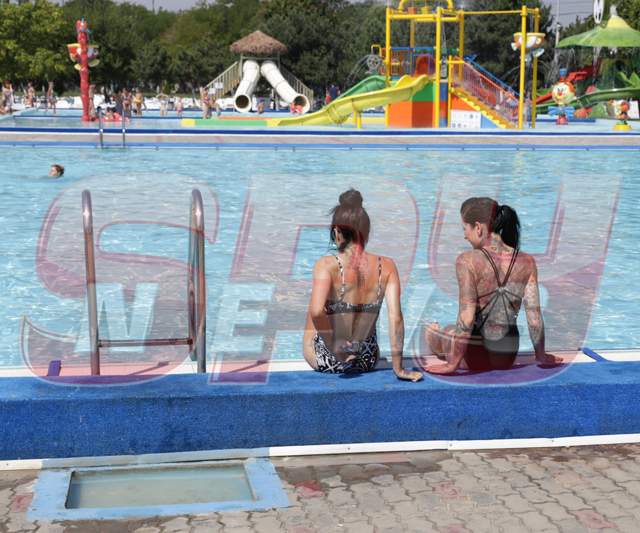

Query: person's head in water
330,189,370,252
460,197,520,249
49,164,64,178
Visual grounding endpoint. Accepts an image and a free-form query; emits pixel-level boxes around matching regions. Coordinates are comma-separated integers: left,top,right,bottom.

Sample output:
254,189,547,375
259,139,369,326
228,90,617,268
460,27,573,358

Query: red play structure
67,19,99,122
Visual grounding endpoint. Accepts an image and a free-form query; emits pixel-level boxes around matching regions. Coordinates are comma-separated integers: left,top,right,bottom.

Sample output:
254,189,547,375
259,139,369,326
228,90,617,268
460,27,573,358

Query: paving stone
495,516,529,533
591,458,612,469
603,467,637,484
610,492,640,509
5,515,38,532
500,494,533,513
398,474,429,493
581,476,619,494
35,524,66,533
503,471,534,489
523,463,549,480
554,493,589,511
390,500,422,519
370,475,395,486
322,475,346,488
251,515,284,533
612,516,640,533
553,518,593,533
620,480,640,499
467,491,497,506
573,509,617,530
378,485,410,503
484,457,515,473
437,460,463,473
456,453,485,466
344,522,374,533
190,523,222,533
554,472,586,489
132,528,162,533
519,486,553,503
326,486,355,504
160,517,191,532
218,511,252,528
535,479,570,495
401,517,438,532
519,511,555,531
535,502,573,521
462,515,493,533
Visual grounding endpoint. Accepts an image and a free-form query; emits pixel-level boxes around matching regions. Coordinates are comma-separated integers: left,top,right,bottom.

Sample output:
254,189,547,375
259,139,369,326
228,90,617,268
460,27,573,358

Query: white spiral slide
260,60,310,114
234,60,261,113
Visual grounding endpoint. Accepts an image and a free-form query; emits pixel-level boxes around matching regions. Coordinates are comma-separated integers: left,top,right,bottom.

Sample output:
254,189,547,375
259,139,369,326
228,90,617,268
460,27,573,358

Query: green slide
335,75,387,101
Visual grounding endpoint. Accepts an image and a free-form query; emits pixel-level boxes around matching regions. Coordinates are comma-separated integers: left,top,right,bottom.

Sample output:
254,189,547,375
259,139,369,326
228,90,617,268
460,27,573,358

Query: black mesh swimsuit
313,255,382,373
465,248,521,371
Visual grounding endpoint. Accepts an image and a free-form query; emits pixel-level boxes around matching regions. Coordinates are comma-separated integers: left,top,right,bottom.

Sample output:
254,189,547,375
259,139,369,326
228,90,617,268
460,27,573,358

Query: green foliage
0,0,68,83
0,0,563,95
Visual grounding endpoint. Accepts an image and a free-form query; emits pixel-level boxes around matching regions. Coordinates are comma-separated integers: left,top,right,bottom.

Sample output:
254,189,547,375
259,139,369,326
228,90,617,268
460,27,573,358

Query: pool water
0,146,637,370
66,464,253,509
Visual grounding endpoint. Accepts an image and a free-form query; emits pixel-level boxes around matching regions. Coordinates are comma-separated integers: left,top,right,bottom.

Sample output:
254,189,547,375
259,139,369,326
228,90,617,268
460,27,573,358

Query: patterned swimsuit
314,255,383,373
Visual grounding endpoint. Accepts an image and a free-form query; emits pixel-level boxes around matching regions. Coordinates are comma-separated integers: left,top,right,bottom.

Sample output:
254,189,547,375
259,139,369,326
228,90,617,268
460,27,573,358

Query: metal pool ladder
81,189,207,375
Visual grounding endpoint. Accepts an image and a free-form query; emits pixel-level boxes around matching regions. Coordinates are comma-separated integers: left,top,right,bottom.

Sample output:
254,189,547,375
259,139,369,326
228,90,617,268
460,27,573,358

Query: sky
53,1,594,26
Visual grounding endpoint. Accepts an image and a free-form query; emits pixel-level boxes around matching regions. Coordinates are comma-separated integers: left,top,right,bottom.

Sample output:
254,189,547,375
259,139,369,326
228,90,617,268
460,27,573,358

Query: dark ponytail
493,204,520,249
330,188,370,252
460,197,520,249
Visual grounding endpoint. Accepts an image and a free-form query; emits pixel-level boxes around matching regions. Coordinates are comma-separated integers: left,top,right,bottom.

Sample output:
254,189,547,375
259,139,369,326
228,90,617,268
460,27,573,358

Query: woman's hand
394,368,423,382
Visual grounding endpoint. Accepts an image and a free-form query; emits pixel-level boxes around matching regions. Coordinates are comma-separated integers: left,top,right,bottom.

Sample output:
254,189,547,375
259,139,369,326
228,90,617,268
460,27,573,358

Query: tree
0,0,68,85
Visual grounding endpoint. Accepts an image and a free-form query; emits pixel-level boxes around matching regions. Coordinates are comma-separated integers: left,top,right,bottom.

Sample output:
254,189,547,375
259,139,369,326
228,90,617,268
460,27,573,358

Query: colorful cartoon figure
67,19,99,122
551,79,575,125
613,99,632,131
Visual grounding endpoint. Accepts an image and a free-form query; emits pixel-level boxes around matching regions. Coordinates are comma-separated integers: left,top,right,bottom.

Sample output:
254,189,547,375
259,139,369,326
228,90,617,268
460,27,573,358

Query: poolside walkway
2,444,640,532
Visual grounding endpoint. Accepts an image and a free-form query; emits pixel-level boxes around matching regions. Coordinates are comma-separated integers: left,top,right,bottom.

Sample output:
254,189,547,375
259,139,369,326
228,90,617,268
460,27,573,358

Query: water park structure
67,19,99,122
189,1,545,130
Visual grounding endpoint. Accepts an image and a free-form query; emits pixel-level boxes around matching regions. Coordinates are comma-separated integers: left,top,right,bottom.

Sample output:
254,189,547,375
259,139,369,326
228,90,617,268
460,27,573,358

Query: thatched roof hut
229,31,288,56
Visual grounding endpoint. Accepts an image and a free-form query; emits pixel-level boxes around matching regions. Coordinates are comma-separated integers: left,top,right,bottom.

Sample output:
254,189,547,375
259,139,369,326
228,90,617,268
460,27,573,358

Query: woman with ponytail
303,189,422,381
425,197,562,374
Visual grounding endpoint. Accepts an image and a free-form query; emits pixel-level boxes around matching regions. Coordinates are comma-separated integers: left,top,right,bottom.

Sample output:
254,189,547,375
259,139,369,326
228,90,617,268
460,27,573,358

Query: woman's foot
425,322,447,360
535,352,563,367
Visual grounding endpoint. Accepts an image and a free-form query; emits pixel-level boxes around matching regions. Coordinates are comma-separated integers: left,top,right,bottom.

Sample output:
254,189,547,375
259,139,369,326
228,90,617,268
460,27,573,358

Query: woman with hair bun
303,189,422,381
425,197,562,374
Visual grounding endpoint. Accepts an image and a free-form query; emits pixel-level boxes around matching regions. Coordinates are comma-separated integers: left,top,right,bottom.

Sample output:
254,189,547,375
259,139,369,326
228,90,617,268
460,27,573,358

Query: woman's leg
424,322,454,359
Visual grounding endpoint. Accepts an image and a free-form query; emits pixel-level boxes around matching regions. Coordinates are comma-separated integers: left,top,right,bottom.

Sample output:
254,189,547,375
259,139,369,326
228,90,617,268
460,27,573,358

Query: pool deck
3,445,640,531
1,126,640,149
2,351,640,462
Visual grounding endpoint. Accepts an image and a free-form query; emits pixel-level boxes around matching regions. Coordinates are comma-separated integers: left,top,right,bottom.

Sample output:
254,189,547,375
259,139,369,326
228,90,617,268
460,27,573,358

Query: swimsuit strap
376,256,383,300
476,247,520,330
479,247,519,287
334,255,346,300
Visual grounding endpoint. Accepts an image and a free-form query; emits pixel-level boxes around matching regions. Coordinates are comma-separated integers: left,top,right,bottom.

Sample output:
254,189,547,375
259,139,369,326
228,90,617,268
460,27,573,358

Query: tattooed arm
523,258,562,366
385,259,422,382
428,254,477,374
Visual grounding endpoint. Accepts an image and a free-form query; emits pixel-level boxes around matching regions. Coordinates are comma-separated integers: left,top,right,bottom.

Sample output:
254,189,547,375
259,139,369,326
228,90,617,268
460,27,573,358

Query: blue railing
463,56,518,97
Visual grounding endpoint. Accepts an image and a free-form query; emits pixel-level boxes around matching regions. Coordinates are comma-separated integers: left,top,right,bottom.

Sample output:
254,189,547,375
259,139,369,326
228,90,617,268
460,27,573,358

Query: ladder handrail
82,189,207,375
97,108,104,149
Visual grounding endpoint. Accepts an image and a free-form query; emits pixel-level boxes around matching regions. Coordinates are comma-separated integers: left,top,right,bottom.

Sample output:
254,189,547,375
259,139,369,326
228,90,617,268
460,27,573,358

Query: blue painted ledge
2,362,640,460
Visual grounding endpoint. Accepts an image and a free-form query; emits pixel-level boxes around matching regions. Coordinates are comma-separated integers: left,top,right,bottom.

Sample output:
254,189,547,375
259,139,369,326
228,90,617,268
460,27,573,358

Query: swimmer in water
48,164,65,178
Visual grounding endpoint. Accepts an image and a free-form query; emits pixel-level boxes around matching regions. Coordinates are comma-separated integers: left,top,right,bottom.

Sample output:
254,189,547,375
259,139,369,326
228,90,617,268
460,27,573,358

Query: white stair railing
205,61,242,97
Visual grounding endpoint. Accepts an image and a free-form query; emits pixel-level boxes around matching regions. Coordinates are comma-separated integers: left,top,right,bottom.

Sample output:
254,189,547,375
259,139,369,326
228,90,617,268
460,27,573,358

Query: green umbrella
557,6,640,48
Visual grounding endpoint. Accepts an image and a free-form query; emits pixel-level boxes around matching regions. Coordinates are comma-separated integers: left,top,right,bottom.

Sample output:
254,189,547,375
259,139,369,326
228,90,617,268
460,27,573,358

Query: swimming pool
0,146,637,373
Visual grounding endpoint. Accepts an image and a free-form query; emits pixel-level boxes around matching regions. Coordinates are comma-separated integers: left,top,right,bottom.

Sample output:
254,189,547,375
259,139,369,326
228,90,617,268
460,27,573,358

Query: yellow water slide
266,75,431,127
